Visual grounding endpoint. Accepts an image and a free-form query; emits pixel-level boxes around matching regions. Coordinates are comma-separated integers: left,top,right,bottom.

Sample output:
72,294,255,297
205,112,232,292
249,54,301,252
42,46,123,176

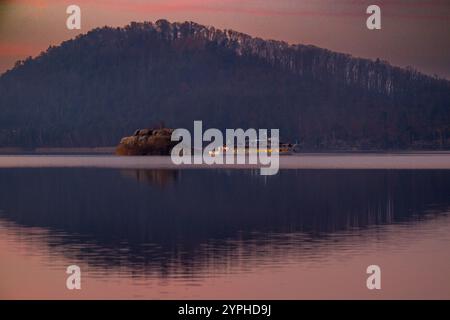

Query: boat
208,139,295,156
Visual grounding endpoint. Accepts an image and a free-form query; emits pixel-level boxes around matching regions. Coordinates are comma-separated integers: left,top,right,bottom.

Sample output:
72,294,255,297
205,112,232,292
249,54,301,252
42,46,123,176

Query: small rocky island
116,128,176,155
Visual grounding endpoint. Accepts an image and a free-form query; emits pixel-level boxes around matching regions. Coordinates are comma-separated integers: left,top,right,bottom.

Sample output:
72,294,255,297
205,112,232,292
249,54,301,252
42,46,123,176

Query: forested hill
0,19,449,149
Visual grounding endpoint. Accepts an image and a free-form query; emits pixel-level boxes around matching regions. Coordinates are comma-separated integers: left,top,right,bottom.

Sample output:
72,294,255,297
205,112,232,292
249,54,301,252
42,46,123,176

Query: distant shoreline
0,147,116,155
1,147,449,156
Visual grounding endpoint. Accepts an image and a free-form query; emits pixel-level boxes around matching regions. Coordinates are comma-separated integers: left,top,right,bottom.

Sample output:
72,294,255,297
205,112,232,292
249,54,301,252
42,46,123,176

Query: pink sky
0,0,449,78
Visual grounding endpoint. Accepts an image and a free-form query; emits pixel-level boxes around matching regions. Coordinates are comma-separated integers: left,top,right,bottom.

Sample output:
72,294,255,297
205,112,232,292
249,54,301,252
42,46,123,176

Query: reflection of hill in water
0,169,449,277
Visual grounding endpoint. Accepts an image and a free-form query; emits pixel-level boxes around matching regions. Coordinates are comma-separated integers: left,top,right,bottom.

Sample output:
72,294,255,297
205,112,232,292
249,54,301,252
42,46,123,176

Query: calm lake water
0,156,449,299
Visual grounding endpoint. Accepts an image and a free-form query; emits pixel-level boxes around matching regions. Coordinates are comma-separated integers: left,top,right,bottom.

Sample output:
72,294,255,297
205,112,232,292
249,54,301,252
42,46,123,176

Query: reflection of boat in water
209,140,296,156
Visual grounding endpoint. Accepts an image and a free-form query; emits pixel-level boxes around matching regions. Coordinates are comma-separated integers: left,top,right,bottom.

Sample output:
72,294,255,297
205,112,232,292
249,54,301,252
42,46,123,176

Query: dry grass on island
116,128,177,156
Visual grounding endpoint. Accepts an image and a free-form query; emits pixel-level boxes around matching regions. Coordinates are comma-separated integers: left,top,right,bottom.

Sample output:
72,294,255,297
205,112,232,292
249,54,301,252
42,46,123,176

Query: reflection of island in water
120,169,178,187
0,169,449,278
